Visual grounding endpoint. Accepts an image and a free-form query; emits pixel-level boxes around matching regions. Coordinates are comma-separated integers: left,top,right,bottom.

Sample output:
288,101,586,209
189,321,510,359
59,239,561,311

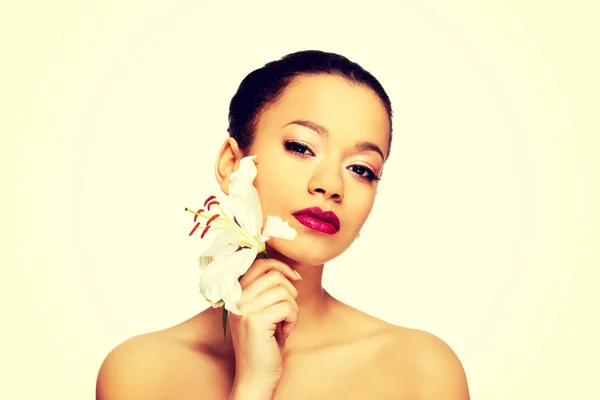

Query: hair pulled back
227,50,393,159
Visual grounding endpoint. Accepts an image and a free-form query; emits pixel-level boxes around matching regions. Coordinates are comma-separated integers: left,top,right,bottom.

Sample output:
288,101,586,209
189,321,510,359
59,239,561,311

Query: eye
347,164,381,182
284,140,315,157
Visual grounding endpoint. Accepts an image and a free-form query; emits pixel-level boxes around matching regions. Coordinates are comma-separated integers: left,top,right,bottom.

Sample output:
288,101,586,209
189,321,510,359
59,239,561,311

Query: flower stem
222,307,228,348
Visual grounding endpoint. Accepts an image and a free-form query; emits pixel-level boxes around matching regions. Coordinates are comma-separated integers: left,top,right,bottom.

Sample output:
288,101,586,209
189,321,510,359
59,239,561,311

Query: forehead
254,74,390,156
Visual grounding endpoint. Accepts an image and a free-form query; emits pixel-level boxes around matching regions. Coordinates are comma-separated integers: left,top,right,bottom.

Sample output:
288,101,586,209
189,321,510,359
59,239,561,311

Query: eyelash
283,140,381,182
284,140,314,157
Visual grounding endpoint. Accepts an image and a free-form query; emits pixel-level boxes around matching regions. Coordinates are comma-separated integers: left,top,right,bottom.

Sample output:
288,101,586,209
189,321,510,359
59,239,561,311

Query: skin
96,74,470,400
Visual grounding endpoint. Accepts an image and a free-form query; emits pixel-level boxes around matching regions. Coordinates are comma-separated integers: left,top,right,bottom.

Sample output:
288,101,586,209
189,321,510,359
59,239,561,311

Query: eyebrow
285,119,385,161
286,120,329,137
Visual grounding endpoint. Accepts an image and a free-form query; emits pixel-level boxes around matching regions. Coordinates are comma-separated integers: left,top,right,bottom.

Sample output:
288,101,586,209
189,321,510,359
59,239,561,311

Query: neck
263,246,335,330
203,247,338,354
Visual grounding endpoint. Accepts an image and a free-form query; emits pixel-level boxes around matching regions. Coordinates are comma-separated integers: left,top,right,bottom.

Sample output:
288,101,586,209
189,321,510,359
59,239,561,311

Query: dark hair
227,50,393,160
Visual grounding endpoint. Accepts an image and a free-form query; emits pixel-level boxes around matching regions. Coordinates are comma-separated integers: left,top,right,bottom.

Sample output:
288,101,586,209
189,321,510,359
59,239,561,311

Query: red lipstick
292,207,340,235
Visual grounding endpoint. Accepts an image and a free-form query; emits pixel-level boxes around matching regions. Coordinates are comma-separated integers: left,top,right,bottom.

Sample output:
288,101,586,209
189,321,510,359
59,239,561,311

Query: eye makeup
346,164,380,182
283,139,381,183
284,140,315,158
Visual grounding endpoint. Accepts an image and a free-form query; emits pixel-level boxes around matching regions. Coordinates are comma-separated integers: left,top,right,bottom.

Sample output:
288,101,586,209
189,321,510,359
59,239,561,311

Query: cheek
253,165,304,211
347,191,376,227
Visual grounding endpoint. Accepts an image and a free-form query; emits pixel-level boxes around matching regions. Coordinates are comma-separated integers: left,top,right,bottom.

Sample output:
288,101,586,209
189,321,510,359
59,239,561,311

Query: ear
215,137,244,195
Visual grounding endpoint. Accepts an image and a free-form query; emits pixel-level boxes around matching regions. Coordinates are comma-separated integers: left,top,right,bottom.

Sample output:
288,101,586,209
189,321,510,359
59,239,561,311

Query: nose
308,164,344,201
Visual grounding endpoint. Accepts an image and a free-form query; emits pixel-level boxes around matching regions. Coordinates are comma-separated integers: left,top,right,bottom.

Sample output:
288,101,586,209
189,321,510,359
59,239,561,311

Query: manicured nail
293,270,302,280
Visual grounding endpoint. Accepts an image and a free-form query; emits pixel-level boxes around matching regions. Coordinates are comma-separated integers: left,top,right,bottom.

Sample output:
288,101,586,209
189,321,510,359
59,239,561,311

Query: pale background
2,1,599,399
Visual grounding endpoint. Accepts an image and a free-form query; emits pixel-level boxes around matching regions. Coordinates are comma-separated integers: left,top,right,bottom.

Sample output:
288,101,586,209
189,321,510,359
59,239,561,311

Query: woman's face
246,74,390,265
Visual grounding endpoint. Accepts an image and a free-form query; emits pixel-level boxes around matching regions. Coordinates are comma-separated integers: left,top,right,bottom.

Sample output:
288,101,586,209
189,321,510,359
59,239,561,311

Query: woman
96,50,470,399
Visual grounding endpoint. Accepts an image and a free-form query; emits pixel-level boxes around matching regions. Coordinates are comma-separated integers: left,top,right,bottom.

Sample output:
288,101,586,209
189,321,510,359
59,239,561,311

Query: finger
238,269,298,305
245,301,299,336
239,285,298,316
281,318,297,338
240,258,300,288
275,322,286,349
240,258,301,288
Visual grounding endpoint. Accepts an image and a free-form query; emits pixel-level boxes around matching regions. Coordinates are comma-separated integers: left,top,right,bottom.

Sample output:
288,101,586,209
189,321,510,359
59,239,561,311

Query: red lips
292,207,340,234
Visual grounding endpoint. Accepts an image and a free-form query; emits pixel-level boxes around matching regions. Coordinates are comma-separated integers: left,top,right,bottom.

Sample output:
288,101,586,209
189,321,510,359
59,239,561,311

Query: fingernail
293,270,302,280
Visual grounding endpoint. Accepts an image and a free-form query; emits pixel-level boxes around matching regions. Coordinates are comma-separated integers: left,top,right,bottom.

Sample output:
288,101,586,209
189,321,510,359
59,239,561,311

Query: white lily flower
185,156,297,315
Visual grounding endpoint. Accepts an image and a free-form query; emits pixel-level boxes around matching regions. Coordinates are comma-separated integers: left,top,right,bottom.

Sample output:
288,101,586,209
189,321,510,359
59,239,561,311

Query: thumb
281,319,297,338
275,322,287,349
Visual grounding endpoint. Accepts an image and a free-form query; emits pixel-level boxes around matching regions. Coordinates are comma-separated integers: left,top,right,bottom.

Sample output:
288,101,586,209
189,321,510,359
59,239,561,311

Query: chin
265,236,349,267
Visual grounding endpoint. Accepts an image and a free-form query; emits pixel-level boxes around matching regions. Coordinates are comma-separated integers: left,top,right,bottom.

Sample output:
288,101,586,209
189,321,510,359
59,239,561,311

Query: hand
228,256,301,392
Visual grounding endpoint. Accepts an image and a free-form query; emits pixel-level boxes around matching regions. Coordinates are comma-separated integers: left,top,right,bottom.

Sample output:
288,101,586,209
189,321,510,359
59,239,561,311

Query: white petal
200,230,243,258
199,255,213,268
198,248,257,315
260,215,298,242
229,156,263,238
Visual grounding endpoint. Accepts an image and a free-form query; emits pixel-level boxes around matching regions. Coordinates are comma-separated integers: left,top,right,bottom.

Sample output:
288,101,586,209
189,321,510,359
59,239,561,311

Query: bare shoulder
96,332,177,399
96,317,232,400
385,326,470,399
327,302,469,398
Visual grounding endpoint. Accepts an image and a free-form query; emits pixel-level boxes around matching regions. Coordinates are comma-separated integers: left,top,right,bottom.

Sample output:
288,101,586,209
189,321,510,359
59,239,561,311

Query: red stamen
204,195,216,207
189,222,201,236
194,208,204,223
207,214,220,225
200,224,212,238
207,200,220,211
